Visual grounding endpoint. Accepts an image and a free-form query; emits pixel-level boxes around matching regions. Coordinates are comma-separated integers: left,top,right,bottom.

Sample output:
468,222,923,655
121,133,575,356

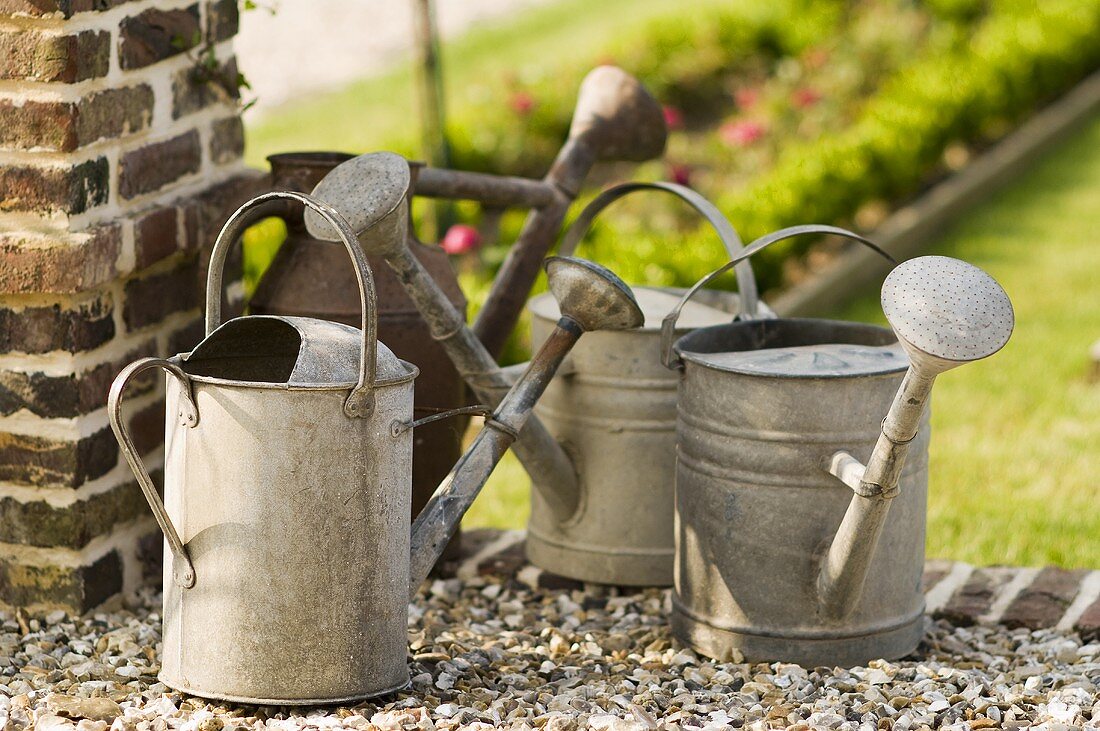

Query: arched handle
108,357,198,589
558,181,761,320
659,224,897,369
206,191,379,418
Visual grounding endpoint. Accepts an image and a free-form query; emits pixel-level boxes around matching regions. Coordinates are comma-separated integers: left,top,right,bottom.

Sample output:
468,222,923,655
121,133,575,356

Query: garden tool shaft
472,65,667,357
409,257,644,594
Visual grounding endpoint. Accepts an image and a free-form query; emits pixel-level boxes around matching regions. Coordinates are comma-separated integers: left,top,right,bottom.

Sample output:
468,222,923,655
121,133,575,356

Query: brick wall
0,0,262,612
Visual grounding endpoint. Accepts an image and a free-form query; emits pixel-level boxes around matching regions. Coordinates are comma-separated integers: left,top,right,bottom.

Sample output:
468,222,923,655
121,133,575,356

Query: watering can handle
659,224,897,368
205,191,379,418
108,357,198,589
558,181,761,320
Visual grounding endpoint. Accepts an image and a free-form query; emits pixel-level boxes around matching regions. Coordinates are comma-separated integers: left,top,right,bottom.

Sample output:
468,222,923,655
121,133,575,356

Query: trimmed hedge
570,0,1100,292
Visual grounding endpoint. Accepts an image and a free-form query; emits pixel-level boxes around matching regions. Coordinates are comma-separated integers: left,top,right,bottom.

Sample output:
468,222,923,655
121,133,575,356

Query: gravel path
235,0,555,116
3,565,1100,730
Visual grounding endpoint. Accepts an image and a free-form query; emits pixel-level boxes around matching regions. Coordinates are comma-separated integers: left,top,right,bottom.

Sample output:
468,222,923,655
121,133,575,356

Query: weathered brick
1075,595,1100,641
128,399,164,456
167,318,203,355
186,172,265,250
0,0,135,17
0,426,117,488
934,568,1012,626
118,5,200,70
0,29,109,82
209,115,244,165
136,529,163,583
0,157,109,214
1002,567,1091,630
0,295,114,355
118,131,201,199
123,257,201,330
0,86,154,153
0,476,156,549
0,99,77,151
133,205,180,270
206,0,239,42
0,549,123,611
76,86,156,147
172,57,239,118
0,223,121,295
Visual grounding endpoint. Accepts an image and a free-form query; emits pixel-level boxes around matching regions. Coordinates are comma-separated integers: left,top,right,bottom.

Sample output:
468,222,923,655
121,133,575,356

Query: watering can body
671,318,929,666
159,319,416,704
525,287,738,586
110,192,422,704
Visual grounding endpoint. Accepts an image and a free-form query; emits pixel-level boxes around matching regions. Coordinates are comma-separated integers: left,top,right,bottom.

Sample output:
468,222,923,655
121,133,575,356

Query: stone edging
448,529,1100,640
771,68,1100,316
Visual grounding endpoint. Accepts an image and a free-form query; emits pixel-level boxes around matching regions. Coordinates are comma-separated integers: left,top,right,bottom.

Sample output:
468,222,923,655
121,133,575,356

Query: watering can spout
817,256,1013,619
406,257,644,595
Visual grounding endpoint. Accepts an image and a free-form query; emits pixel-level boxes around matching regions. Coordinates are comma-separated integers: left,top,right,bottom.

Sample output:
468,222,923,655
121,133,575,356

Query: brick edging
448,529,1100,639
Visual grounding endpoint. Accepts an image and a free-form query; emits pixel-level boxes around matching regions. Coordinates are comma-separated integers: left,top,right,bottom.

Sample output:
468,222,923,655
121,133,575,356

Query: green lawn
465,114,1100,569
245,0,727,166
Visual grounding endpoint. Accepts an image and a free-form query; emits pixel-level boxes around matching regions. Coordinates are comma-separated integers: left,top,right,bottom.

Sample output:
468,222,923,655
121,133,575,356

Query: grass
466,113,1100,569
244,0,727,167
827,113,1100,568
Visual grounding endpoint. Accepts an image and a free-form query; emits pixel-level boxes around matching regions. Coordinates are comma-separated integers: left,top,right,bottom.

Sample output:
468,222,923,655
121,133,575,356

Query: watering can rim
180,314,419,390
528,285,739,332
673,317,910,379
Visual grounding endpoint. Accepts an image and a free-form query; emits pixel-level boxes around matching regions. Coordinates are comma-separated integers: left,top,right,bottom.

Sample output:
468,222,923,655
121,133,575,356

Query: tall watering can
107,192,644,705
524,182,766,586
661,227,1014,666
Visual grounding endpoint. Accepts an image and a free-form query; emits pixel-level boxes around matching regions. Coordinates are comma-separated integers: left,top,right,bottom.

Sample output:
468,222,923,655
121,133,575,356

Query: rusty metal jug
661,227,1014,666
251,152,467,552
108,191,644,704
524,182,767,586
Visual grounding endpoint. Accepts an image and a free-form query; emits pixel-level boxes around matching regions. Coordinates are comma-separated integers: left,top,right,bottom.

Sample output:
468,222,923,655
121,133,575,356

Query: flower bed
447,0,1100,300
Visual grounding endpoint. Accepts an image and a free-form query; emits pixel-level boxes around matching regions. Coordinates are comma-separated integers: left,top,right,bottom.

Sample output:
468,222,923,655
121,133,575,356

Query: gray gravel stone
1,580,1099,730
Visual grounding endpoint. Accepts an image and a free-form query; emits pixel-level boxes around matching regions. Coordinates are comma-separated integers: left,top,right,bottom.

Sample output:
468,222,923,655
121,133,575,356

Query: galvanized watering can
524,182,766,586
107,191,644,705
660,227,1014,666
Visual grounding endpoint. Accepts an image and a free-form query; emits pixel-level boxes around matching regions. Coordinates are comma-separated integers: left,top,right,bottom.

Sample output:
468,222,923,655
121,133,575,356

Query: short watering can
107,192,644,705
661,227,1014,666
524,182,766,586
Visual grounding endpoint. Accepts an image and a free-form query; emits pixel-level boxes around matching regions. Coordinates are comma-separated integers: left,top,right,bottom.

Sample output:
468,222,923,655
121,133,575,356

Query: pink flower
509,91,535,115
667,163,692,187
719,120,766,147
441,224,482,255
734,87,759,110
791,87,822,109
663,105,684,130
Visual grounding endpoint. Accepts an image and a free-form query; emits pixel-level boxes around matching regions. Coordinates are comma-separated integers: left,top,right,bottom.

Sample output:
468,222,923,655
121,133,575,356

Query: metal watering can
107,191,644,705
524,182,766,586
660,227,1014,666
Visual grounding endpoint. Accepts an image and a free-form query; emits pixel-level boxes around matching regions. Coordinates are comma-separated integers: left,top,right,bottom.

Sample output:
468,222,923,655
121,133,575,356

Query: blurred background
235,0,1099,567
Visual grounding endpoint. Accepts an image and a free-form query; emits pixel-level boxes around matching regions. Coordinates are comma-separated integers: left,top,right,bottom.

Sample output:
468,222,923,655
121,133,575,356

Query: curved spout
307,153,586,522
408,257,644,595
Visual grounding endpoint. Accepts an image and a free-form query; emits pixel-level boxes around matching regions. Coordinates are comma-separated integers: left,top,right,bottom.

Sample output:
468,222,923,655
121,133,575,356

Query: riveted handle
660,224,896,369
558,181,761,320
205,191,379,418
108,357,198,589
